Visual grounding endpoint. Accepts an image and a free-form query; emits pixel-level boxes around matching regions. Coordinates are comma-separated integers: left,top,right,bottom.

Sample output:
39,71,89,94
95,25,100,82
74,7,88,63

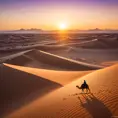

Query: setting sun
59,23,67,30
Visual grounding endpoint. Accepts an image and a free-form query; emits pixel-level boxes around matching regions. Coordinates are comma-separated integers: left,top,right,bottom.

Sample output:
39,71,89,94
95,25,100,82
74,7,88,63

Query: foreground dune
0,63,61,117
5,64,118,118
0,63,91,117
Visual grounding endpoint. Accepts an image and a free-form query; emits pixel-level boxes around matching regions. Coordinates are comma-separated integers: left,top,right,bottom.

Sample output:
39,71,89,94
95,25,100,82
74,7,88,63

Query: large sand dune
1,48,118,118
5,64,118,118
0,63,91,117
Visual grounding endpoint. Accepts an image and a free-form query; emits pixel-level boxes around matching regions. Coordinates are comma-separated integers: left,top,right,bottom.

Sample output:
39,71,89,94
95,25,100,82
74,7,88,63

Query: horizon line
1,28,118,31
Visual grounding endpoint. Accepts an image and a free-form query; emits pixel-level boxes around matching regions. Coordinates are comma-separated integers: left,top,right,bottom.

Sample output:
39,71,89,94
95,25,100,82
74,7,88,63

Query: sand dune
3,63,92,85
75,38,118,49
4,49,103,70
101,61,118,66
1,49,118,118
48,48,118,65
5,64,118,118
0,63,91,117
0,64,62,117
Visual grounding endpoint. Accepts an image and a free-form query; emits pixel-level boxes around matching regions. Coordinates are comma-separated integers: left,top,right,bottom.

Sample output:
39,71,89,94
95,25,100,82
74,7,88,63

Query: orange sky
0,1,118,30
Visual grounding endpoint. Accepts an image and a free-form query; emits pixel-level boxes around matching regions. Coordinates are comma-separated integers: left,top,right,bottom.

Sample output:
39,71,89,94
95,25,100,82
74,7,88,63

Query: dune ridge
3,49,103,70
4,63,92,85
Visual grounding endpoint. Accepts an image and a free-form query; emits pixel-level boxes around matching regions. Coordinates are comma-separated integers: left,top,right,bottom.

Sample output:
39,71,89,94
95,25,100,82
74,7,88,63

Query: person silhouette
81,80,90,93
83,80,87,85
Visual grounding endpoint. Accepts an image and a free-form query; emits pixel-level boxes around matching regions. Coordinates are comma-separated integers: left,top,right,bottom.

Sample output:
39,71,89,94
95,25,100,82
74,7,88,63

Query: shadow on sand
78,93,112,118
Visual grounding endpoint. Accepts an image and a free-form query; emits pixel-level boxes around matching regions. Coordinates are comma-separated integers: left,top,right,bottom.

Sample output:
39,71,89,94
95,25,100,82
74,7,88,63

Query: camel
76,83,90,93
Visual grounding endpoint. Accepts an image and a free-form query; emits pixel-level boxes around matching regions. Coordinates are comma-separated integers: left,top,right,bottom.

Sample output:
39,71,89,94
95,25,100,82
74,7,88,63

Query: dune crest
4,63,92,85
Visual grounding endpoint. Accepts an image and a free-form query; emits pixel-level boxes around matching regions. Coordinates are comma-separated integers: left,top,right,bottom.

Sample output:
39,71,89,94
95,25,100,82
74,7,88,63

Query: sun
59,23,67,30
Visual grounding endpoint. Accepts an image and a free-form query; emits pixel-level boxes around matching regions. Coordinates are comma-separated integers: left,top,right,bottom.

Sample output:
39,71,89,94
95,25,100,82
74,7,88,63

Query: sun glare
59,23,67,30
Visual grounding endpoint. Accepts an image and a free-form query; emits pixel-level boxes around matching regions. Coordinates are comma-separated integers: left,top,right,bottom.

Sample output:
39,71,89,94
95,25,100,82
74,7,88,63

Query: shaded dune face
0,64,62,117
3,63,92,86
5,50,102,71
5,54,32,66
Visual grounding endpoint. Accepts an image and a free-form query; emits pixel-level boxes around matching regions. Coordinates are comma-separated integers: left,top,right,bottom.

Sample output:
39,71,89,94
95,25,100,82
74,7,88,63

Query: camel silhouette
76,83,90,93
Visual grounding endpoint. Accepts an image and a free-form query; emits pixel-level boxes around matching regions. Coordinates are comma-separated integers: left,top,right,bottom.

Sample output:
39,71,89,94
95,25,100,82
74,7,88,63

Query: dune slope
0,63,91,117
4,49,103,70
0,64,62,117
6,64,118,118
4,63,92,85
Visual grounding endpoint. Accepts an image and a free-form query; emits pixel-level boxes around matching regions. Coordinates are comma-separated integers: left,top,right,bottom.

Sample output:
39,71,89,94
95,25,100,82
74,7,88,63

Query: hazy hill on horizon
0,29,118,34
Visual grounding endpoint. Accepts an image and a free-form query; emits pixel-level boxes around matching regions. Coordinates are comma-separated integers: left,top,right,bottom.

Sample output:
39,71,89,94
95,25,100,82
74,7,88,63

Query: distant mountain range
0,28,118,34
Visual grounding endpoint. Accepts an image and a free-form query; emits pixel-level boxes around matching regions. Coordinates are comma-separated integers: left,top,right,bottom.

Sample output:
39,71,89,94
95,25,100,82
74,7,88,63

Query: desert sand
47,48,118,66
1,63,118,118
0,28,118,118
0,43,118,118
3,63,92,85
0,63,91,117
2,49,102,70
102,61,118,66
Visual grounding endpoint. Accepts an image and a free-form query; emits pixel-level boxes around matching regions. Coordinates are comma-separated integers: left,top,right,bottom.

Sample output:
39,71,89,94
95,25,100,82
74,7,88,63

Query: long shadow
78,93,112,118
0,64,62,117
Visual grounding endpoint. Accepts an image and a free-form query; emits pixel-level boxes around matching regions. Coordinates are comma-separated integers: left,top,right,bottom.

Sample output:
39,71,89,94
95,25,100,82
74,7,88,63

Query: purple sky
0,0,118,5
0,0,118,10
0,0,118,30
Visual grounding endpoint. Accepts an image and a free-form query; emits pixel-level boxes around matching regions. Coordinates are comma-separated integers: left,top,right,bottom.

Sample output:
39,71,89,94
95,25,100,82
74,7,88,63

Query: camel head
76,85,80,89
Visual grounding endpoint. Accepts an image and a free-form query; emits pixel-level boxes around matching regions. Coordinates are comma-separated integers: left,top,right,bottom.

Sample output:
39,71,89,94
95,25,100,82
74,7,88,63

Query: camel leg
88,87,91,93
87,88,91,93
82,88,84,93
86,88,88,93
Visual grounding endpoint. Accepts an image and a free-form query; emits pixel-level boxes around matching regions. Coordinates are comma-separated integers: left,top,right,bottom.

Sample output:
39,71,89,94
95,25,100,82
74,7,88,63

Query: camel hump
81,83,89,89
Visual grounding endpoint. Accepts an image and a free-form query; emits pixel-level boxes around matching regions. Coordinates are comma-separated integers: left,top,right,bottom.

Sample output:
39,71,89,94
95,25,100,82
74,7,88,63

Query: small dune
101,61,118,66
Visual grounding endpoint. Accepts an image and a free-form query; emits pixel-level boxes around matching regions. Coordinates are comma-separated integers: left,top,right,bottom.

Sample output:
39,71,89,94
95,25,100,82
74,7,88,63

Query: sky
0,0,118,30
